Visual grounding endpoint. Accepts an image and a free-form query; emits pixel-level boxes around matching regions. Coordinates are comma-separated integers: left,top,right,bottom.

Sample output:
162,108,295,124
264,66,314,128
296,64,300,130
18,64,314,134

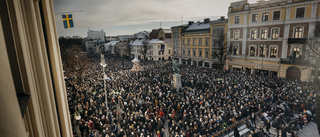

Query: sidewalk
297,122,319,137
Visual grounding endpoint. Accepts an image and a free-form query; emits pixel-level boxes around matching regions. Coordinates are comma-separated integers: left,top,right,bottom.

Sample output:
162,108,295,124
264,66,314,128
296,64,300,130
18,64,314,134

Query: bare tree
139,39,149,60
64,45,90,80
212,35,229,70
126,41,133,59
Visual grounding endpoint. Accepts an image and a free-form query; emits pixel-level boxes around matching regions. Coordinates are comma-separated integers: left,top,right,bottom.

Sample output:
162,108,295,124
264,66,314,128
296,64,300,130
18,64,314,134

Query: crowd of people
64,56,316,137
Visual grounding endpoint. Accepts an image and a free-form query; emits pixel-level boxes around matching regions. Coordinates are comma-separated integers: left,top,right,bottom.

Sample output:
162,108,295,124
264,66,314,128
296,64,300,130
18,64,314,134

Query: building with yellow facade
171,17,228,67
227,0,320,81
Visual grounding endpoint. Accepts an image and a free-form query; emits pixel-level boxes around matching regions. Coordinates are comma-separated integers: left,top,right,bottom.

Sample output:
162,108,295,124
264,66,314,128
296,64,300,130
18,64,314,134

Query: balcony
280,58,309,66
287,38,306,44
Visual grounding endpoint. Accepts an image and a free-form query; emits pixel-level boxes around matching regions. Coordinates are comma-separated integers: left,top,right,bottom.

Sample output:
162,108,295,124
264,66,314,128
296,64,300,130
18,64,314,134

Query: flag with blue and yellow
62,14,74,29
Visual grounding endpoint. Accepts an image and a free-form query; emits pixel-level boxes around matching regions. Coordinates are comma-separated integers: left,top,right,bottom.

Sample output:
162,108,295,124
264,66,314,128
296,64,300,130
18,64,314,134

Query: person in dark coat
265,119,271,134
234,126,240,137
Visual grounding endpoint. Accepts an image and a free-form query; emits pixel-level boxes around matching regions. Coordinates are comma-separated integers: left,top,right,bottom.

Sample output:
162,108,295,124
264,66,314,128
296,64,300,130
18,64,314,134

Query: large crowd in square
65,56,316,137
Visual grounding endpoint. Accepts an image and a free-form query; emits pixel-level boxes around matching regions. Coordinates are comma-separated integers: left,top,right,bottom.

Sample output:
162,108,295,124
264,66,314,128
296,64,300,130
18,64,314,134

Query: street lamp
100,54,108,116
260,45,268,77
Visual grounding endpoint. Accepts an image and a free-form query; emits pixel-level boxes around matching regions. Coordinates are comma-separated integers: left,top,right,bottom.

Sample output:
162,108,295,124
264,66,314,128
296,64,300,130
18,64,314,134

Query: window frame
250,29,258,40
234,16,240,24
249,45,256,56
273,10,281,21
259,45,268,57
262,12,269,22
232,44,240,55
293,26,304,38
205,38,209,46
295,7,306,19
269,46,278,58
199,38,203,46
234,30,240,40
271,28,280,39
260,28,268,40
251,13,258,23
199,49,202,57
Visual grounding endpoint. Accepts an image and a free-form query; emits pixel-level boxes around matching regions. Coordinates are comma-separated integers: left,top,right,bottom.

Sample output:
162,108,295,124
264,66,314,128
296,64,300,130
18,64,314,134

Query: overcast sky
53,0,257,37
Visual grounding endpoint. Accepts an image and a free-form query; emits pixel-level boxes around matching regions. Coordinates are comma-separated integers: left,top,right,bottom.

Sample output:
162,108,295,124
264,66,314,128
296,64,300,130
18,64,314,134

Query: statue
172,60,180,74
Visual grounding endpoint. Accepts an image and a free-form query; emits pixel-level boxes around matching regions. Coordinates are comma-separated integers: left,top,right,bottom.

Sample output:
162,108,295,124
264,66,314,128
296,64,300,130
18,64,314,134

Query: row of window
182,38,210,46
232,45,278,58
182,49,210,58
233,27,303,40
234,7,305,24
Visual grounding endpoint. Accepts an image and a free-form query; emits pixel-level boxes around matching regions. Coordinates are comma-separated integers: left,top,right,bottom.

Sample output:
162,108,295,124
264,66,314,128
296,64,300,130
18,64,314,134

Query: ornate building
226,0,320,81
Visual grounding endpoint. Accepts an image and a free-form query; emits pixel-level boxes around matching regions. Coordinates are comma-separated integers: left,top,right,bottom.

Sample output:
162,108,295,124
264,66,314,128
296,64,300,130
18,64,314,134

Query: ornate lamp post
100,54,108,115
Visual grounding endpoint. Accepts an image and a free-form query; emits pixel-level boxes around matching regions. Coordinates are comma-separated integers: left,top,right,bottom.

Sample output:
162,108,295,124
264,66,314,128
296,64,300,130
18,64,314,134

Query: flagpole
55,10,83,15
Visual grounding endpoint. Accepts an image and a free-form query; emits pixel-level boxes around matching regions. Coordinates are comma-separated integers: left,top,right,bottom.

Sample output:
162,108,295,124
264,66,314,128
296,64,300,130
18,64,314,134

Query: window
234,16,240,24
262,12,269,22
252,14,258,22
188,49,190,56
193,49,196,56
205,50,209,58
234,30,240,40
273,11,280,20
250,46,256,56
270,47,277,58
182,49,185,55
193,38,196,46
182,38,185,46
251,29,257,40
205,38,209,46
261,29,268,40
294,27,303,38
296,7,305,18
199,38,202,46
187,38,190,46
233,45,239,55
271,28,279,39
199,49,202,57
169,49,171,54
292,47,301,59
259,45,267,57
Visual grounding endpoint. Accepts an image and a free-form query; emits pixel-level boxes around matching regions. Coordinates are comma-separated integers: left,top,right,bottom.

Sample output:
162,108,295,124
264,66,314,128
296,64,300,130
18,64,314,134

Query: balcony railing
280,58,309,66
287,38,306,44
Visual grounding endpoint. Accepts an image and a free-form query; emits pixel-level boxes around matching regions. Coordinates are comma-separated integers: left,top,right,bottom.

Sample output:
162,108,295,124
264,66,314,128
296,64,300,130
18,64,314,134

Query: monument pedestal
173,74,182,91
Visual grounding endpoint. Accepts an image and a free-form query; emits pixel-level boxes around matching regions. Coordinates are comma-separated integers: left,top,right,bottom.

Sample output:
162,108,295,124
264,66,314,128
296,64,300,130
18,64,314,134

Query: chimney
188,21,194,25
204,18,210,23
220,16,225,20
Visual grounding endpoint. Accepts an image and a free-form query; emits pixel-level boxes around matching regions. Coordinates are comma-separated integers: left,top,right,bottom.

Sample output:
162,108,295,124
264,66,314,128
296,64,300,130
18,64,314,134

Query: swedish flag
62,14,74,29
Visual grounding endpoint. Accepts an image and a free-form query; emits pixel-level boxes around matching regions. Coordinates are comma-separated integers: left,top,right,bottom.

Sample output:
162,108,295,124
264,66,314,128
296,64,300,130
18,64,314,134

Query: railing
287,38,306,44
280,58,309,66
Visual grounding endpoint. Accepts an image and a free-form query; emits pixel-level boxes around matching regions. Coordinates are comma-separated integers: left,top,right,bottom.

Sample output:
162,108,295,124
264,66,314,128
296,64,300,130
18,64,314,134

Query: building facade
0,0,72,136
87,29,106,42
226,0,320,81
171,18,228,67
130,39,171,61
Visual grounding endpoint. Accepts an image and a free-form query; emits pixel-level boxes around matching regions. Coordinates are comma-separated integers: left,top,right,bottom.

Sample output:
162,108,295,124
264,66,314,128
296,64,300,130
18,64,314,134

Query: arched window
271,28,280,39
270,46,278,58
261,29,268,40
249,46,256,56
294,27,303,38
251,29,257,40
233,44,239,55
